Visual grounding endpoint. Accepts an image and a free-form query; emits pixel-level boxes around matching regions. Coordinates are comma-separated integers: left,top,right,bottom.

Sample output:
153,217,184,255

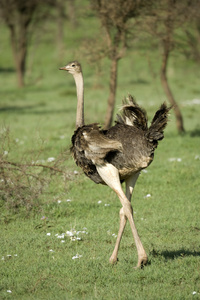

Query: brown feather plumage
71,99,171,183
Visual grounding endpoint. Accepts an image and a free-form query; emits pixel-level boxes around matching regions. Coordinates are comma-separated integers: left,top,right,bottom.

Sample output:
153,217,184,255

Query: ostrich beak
59,66,67,71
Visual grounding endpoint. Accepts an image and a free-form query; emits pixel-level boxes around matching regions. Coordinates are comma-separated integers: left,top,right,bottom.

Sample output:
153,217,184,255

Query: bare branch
0,160,64,173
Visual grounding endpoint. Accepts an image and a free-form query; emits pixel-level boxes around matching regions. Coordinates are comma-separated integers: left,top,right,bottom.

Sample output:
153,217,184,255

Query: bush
0,127,68,211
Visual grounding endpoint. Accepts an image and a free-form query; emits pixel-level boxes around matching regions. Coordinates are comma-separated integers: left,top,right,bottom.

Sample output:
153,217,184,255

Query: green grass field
1,10,200,300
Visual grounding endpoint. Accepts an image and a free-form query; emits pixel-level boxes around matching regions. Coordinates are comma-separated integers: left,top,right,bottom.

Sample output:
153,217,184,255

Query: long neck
73,72,84,128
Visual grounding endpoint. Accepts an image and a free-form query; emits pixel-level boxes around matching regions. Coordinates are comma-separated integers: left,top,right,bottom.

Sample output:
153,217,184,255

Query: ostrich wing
71,124,122,165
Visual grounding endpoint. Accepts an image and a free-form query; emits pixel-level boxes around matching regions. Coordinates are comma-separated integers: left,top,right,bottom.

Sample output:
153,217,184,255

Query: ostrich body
60,61,170,268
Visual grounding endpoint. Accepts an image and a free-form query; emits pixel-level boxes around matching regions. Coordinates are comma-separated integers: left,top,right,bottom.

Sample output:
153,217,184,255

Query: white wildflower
57,200,62,204
192,291,197,295
98,201,102,204
46,233,51,236
47,157,55,162
168,157,182,162
66,231,74,237
36,159,45,164
72,254,82,260
7,290,12,293
105,203,110,206
74,170,78,175
57,234,65,239
144,194,151,198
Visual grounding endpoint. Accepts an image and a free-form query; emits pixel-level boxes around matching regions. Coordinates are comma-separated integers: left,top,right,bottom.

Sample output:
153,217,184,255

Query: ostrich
59,61,170,268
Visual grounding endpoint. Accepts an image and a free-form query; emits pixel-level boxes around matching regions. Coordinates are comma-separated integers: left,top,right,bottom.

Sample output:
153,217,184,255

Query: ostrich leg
109,207,127,264
109,172,140,264
96,164,148,268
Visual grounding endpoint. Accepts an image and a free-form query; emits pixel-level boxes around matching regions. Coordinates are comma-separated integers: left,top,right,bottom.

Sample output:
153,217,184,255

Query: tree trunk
160,50,185,133
9,23,28,88
67,0,77,28
57,0,65,61
104,57,118,130
17,36,27,88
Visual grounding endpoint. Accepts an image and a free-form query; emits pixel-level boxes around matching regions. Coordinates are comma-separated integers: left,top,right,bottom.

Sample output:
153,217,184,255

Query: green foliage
0,8,200,300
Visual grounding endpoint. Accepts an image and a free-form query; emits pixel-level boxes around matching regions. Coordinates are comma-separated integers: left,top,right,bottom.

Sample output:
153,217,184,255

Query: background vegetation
0,0,200,299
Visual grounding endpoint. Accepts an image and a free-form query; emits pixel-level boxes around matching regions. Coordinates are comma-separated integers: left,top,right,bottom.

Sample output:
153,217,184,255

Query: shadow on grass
161,249,200,260
0,105,36,113
190,128,200,137
0,67,15,73
130,78,150,85
0,105,73,115
151,249,200,260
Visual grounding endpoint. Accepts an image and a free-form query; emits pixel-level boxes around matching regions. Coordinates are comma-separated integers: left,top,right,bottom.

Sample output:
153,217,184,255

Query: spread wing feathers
146,103,171,147
71,123,122,165
116,94,148,131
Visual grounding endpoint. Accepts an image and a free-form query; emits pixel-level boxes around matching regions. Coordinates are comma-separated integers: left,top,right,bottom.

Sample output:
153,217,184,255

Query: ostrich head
59,61,82,75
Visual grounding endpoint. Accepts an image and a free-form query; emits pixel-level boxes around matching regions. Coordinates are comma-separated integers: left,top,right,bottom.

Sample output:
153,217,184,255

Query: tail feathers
146,103,171,145
117,95,148,130
117,95,171,148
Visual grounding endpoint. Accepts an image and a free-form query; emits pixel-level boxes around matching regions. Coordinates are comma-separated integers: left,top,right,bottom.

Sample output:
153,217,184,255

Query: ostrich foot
134,255,148,269
109,253,148,268
109,255,118,264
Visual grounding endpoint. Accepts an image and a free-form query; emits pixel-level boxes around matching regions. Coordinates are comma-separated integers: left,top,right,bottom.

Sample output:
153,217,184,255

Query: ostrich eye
72,64,75,67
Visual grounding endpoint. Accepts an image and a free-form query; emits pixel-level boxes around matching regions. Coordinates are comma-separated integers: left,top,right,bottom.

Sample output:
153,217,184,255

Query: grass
1,10,200,299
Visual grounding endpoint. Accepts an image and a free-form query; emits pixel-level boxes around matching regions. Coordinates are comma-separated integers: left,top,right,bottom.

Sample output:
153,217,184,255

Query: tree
91,0,143,129
183,1,200,63
0,0,51,87
143,0,193,133
56,0,66,62
56,0,78,62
